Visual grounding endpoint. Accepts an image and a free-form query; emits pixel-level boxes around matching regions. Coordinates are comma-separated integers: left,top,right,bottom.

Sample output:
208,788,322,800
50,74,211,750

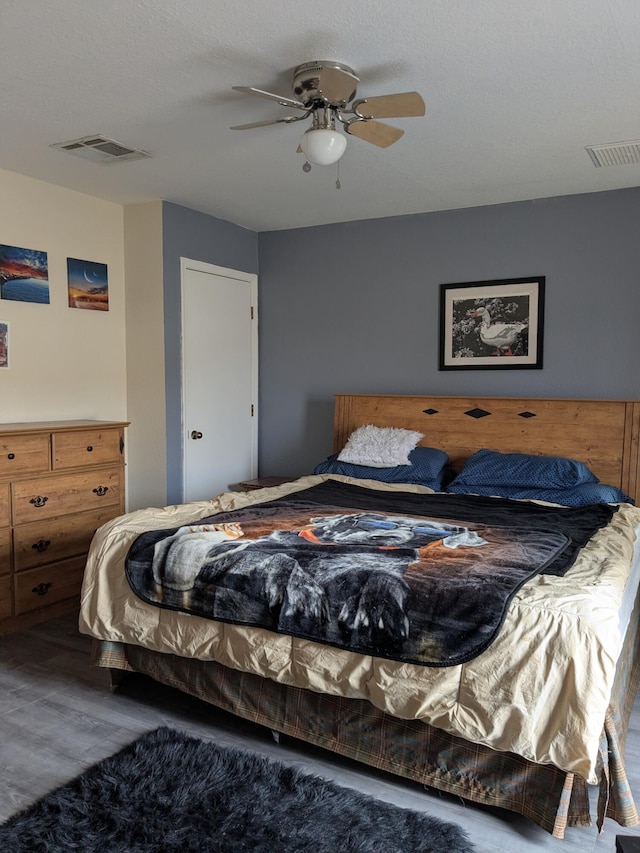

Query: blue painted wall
257,188,640,477
161,202,259,502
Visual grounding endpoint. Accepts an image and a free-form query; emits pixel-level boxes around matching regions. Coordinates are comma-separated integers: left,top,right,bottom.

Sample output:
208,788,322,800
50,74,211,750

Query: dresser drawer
0,433,50,478
0,527,10,577
14,556,85,615
13,507,117,572
53,428,123,470
0,574,11,620
11,467,122,525
0,483,8,526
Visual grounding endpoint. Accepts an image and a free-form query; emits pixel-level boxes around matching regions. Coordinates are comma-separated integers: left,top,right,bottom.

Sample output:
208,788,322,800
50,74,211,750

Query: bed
79,394,640,839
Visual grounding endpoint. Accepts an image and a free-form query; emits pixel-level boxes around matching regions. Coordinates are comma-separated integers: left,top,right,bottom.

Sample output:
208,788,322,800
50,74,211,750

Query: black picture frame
439,276,545,370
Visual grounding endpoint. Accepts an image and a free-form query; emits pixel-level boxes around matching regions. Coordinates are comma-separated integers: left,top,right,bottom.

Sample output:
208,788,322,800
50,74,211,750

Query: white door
181,259,258,501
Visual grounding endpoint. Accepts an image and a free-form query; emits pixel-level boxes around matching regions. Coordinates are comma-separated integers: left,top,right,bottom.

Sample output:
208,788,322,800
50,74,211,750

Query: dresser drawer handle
7,453,15,460
29,496,49,508
86,445,93,452
32,539,51,553
32,582,52,597
93,485,109,497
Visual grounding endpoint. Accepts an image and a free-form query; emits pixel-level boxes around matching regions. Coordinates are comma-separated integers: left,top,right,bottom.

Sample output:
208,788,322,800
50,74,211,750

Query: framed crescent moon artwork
439,276,545,370
67,257,109,311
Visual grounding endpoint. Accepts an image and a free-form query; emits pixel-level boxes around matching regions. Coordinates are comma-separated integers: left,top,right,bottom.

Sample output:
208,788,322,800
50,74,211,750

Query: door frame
180,257,259,499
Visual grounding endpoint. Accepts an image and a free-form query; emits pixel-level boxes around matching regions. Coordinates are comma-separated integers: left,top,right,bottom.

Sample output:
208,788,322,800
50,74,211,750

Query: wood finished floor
1,612,639,852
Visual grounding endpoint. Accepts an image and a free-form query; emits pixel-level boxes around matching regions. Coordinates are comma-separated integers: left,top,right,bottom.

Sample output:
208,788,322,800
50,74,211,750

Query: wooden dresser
0,420,128,634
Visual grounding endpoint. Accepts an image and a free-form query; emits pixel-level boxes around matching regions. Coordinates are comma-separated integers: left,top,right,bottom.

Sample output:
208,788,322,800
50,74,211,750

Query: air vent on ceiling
50,135,151,165
585,140,640,168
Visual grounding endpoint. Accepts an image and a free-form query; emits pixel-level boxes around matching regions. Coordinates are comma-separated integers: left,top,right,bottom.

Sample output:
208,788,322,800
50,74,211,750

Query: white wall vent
585,140,640,168
50,135,152,164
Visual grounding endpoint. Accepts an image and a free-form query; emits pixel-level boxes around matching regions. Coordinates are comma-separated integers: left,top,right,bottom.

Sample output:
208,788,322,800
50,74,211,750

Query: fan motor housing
292,61,358,106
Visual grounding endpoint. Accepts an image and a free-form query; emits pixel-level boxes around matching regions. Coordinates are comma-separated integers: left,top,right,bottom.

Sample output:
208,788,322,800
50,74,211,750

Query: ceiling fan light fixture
300,127,347,165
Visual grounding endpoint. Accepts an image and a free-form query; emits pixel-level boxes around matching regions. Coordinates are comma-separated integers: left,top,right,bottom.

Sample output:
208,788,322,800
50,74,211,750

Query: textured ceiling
2,0,640,231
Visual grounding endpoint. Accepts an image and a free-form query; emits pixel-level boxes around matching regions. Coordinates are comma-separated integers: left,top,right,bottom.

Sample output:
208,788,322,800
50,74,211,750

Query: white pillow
337,425,424,468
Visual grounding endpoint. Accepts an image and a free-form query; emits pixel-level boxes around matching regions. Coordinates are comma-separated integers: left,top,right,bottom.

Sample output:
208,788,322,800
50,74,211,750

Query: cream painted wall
0,169,127,424
123,202,166,510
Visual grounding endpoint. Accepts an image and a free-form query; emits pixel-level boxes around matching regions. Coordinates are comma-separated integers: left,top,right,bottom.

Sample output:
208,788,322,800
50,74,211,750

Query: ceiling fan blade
346,120,405,148
230,115,306,131
355,91,425,119
232,86,306,111
316,65,360,104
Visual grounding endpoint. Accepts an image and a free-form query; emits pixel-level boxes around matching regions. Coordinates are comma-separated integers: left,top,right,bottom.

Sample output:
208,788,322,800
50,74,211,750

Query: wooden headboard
333,395,640,503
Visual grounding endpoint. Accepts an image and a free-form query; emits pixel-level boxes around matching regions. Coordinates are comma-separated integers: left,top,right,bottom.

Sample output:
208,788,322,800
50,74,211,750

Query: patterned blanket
125,482,615,667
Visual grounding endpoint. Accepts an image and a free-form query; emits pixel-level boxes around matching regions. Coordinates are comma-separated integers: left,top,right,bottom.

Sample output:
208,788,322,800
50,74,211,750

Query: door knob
191,430,203,439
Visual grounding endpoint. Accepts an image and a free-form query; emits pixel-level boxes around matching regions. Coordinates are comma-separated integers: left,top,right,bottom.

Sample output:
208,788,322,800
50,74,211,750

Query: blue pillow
449,448,598,490
313,446,449,489
446,481,632,507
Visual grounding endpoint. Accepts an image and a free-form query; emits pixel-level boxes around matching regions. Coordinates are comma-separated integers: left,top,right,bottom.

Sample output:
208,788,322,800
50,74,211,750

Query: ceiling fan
230,61,425,167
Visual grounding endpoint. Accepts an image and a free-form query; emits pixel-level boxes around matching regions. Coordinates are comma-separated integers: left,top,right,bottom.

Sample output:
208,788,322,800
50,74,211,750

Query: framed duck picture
439,276,545,370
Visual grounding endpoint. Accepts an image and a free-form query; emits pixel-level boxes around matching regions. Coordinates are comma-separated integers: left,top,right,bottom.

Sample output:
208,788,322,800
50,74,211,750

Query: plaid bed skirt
91,593,640,839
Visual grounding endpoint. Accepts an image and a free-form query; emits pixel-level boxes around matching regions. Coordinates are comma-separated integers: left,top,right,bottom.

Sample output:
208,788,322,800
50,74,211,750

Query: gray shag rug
0,727,474,852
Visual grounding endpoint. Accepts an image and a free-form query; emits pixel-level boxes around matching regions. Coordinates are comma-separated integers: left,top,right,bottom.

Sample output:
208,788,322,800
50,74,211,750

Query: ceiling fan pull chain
335,160,341,190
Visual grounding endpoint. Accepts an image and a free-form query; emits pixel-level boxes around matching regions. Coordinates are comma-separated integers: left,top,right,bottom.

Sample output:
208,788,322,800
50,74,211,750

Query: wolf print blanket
125,482,616,667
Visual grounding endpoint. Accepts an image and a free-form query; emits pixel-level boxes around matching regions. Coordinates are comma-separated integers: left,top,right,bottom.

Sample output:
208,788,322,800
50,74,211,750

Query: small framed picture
0,320,9,369
439,277,545,370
